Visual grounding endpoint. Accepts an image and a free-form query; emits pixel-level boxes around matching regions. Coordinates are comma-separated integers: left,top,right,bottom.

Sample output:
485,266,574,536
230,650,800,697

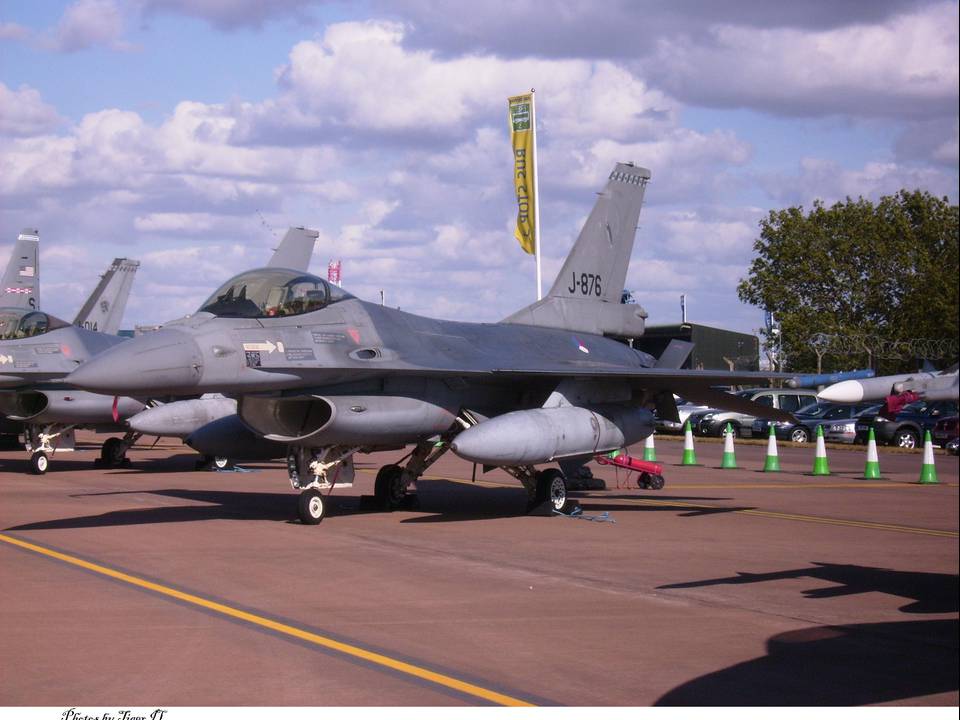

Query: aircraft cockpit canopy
0,308,70,341
198,269,352,319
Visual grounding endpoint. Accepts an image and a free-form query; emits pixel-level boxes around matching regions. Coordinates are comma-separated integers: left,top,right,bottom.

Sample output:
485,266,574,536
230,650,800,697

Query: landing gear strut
504,465,571,513
287,445,359,525
374,439,450,511
24,425,76,475
96,432,142,468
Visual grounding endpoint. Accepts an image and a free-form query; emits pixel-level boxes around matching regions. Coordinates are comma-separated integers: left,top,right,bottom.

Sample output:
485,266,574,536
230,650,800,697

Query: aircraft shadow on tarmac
655,618,958,705
658,562,960,614
400,481,750,523
7,480,752,529
6,489,319,529
654,564,959,705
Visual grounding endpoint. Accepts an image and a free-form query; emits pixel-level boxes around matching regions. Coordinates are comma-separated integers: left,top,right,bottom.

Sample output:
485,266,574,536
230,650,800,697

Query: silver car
824,404,882,443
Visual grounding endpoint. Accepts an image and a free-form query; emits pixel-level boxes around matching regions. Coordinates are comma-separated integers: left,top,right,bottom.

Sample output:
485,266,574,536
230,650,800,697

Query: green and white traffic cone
812,424,830,476
720,423,737,469
919,430,938,484
863,427,881,479
643,433,657,462
681,420,698,465
763,424,781,472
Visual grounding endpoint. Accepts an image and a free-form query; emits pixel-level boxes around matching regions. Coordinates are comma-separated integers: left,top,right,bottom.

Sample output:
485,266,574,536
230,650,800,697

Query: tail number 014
568,272,602,297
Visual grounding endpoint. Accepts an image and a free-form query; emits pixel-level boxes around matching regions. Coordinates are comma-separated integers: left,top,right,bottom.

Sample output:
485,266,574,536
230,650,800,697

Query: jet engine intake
238,394,457,445
450,404,654,466
0,390,145,424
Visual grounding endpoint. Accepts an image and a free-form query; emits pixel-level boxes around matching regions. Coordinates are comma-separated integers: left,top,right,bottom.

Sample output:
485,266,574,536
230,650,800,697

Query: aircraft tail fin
73,258,140,335
502,163,651,338
2,228,40,309
267,227,319,271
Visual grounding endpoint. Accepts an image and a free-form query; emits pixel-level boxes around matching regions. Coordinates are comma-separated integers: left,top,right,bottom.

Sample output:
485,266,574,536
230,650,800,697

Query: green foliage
738,190,959,374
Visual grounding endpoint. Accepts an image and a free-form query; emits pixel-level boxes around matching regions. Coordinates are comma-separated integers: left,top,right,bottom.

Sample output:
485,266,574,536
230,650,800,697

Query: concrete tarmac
1,433,957,706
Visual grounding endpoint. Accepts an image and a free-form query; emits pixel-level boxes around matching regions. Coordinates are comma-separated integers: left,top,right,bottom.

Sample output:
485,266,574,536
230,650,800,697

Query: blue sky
1,0,957,338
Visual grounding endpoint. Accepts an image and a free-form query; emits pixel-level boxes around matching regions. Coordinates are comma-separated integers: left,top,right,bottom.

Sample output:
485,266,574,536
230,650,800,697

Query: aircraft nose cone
126,405,172,436
68,329,204,396
817,380,864,403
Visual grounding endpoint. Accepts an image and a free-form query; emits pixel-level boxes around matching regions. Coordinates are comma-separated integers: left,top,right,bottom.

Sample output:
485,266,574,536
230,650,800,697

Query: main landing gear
96,432,142,468
503,465,572,514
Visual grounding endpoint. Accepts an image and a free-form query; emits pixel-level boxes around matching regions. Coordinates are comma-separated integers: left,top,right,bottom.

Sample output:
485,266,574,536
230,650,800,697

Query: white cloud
766,157,958,206
51,0,132,52
260,20,675,141
0,83,63,136
0,21,29,41
648,2,959,119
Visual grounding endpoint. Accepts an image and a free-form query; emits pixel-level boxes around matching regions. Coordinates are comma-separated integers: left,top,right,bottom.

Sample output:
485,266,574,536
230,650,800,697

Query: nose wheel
298,489,326,524
29,451,49,475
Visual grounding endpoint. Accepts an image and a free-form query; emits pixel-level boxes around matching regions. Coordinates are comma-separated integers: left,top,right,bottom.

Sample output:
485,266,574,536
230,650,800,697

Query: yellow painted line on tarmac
0,533,534,707
621,498,958,538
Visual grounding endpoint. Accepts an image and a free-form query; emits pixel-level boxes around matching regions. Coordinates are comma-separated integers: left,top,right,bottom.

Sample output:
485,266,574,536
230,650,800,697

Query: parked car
754,402,880,443
691,388,819,438
823,404,885,444
932,415,958,450
854,400,959,449
657,395,716,433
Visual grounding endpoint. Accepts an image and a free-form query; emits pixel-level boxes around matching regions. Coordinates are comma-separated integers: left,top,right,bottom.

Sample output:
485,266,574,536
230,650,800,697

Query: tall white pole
530,88,543,301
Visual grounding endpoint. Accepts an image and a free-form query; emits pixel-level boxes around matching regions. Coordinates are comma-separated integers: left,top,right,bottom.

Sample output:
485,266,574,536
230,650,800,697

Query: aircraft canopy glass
198,269,352,319
0,308,70,340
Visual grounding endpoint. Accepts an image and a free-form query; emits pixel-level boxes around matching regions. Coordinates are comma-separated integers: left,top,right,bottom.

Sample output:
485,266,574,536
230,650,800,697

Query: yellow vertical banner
508,94,536,255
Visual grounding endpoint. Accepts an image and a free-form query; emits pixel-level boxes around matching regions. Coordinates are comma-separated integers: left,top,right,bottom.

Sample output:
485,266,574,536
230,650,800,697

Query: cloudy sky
1,1,957,336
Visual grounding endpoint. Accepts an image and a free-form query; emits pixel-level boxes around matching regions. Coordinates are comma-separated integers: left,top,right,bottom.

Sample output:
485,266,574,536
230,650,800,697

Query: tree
737,190,959,374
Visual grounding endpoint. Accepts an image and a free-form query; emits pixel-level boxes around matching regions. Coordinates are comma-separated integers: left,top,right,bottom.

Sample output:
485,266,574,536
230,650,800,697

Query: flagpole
530,88,542,301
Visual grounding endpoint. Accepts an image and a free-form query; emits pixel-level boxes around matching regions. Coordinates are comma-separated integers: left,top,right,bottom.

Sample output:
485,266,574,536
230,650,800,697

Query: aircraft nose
68,329,204,396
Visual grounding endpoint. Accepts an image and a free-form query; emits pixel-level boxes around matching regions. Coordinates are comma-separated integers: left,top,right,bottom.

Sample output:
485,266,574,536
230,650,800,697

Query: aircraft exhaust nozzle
450,405,653,466
68,329,204,395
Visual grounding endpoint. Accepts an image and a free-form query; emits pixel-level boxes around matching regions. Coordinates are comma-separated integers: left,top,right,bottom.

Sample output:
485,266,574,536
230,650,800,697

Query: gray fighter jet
0,258,143,473
0,226,320,474
1,229,42,442
69,163,793,524
123,226,320,468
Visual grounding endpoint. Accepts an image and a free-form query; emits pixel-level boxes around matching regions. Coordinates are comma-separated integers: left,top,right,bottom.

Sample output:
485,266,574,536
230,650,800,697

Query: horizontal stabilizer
655,340,694,369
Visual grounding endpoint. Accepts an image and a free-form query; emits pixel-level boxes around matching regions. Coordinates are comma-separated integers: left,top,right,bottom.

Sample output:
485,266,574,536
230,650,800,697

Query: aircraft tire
535,468,569,513
30,450,48,475
100,437,126,466
298,489,325,525
374,464,405,510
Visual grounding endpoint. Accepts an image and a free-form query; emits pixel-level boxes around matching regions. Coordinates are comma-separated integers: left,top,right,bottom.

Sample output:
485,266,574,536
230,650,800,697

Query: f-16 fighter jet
0,226,320,474
124,226,320,468
0,258,142,473
69,163,793,524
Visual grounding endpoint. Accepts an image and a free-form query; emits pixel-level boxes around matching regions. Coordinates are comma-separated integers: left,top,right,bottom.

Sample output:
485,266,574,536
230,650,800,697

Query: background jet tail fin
73,258,140,335
2,228,40,310
267,226,319,271
503,163,651,338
